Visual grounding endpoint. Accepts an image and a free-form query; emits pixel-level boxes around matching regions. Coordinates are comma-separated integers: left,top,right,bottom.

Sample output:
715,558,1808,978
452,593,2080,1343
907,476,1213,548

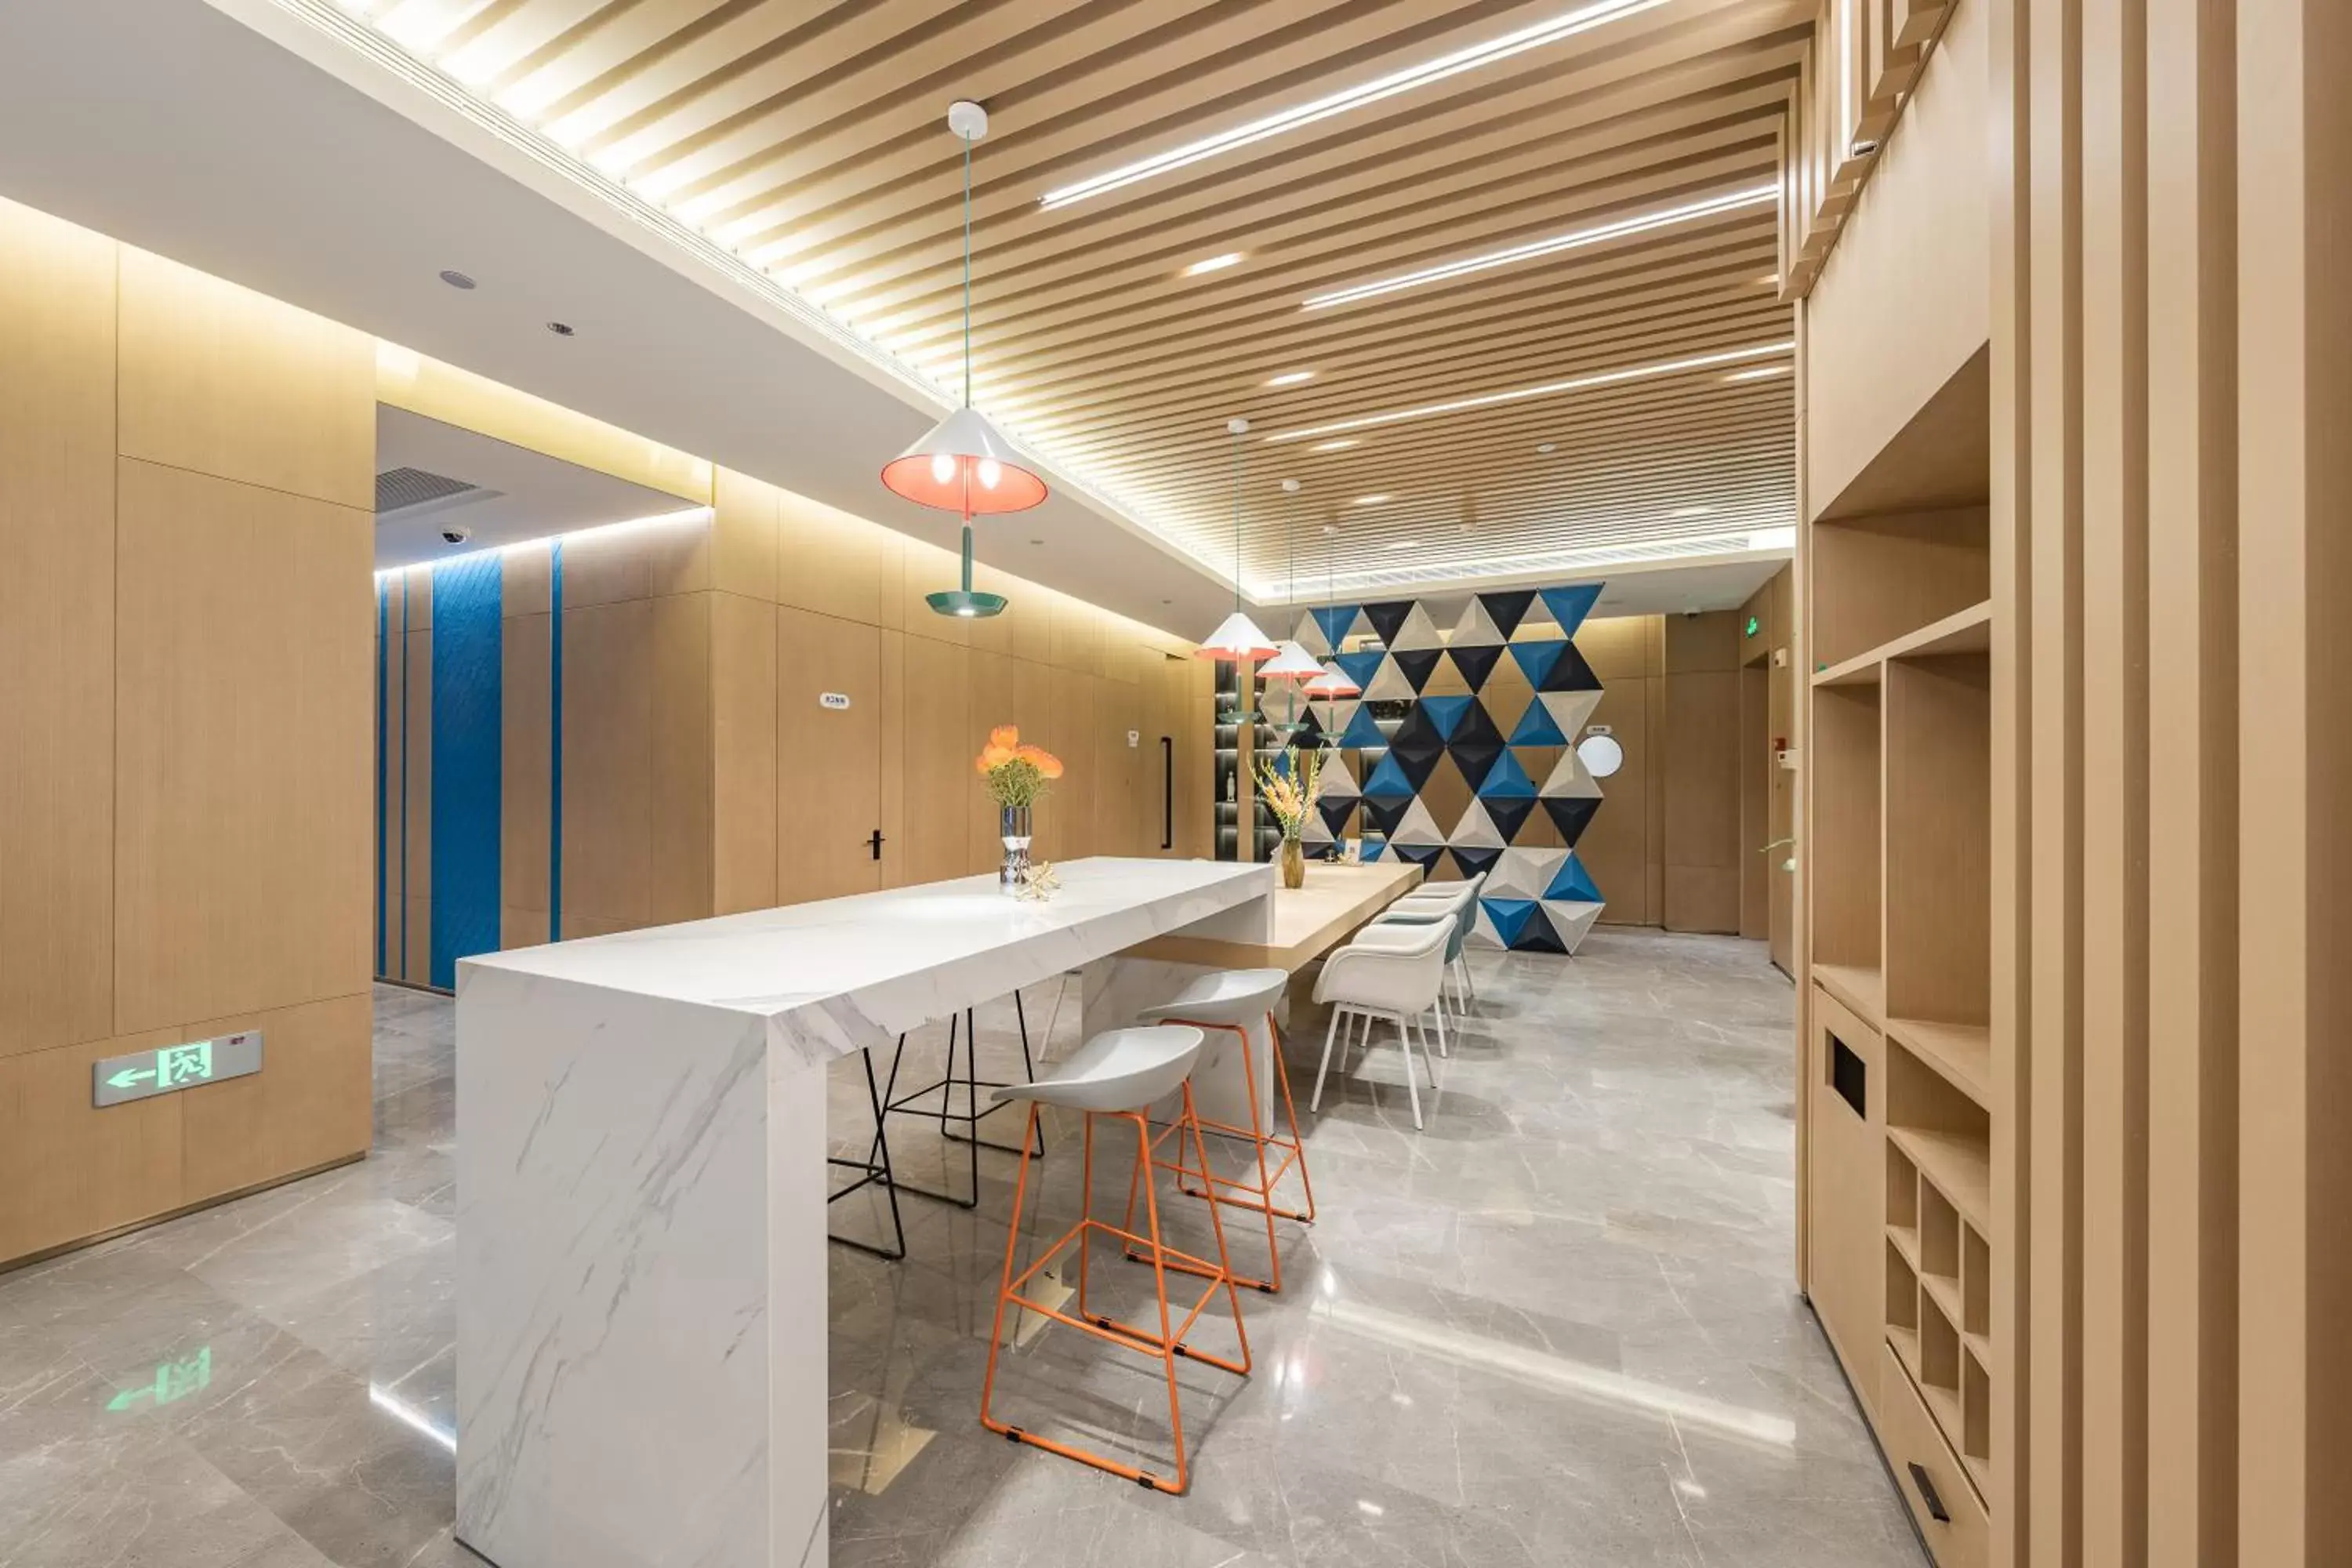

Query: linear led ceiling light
1302,184,1778,310
1038,0,1671,209
1265,341,1795,443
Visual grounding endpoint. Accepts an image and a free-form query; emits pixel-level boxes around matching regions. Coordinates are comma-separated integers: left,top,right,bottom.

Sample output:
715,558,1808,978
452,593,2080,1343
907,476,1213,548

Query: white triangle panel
1361,655,1417,702
1539,749,1602,799
1450,597,1506,646
1541,900,1605,955
1487,846,1566,900
1541,690,1602,736
1391,796,1446,846
1318,748,1360,799
1303,811,1336,846
1448,799,1504,849
1293,612,1333,658
1388,603,1446,652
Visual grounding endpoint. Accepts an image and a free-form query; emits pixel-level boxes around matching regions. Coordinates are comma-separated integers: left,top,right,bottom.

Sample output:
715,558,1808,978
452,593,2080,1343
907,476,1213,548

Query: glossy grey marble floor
0,931,1920,1568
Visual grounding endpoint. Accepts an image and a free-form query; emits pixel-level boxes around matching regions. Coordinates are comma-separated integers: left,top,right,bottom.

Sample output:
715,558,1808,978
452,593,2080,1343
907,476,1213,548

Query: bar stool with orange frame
979,1024,1252,1494
1119,968,1316,1294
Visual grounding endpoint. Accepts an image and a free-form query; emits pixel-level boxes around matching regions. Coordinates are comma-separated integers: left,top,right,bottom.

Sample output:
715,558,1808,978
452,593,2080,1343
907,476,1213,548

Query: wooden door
776,605,883,903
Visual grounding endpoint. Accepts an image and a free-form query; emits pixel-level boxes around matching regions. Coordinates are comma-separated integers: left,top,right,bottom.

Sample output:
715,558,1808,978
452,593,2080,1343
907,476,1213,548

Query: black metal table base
873,993,1044,1210
826,1049,906,1260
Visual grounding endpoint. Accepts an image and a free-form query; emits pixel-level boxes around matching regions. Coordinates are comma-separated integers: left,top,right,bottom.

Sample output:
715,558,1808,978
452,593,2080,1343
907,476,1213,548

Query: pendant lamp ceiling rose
1228,417,1250,436
947,100,989,141
1282,477,1300,493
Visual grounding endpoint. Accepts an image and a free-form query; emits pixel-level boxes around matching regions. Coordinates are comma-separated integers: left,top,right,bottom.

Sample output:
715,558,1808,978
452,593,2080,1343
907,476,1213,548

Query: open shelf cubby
1813,680,1883,1021
1810,506,1990,672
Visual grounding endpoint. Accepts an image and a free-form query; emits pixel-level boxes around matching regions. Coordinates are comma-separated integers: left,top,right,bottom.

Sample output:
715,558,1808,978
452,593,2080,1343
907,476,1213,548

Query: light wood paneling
1664,612,1743,933
113,460,374,1032
776,607,886,903
0,196,116,1058
713,593,779,914
967,649,1017,875
1580,674,1654,927
559,510,711,608
776,486,896,626
712,465,782,604
900,636,972,885
178,993,371,1203
116,248,374,510
0,1025,186,1265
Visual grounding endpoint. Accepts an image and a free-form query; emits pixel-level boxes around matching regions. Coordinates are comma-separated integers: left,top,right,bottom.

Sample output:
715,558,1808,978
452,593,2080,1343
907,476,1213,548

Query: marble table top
456,856,1276,1068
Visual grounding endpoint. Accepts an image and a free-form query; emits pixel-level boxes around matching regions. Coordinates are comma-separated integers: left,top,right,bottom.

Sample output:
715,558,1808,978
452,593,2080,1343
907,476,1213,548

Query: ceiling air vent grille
376,466,481,514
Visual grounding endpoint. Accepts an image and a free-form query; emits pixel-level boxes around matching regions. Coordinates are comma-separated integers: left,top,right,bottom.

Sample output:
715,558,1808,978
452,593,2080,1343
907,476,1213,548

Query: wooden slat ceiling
353,0,1809,594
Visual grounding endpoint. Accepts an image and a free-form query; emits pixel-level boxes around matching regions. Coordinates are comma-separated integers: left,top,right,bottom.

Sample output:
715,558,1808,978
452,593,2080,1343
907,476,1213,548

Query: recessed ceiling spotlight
439,269,477,290
1311,439,1359,452
1354,495,1391,506
1322,524,1340,535
1266,341,1794,442
1850,138,1879,156
1302,183,1777,310
546,321,576,337
1536,442,1558,454
1265,370,1316,387
1671,505,1715,517
1038,0,1672,209
1385,539,1419,550
1184,252,1245,277
1029,538,1044,545
1725,364,1791,382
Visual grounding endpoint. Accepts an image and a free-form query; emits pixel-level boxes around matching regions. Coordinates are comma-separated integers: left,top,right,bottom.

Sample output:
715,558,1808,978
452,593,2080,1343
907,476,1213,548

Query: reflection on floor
0,931,1921,1568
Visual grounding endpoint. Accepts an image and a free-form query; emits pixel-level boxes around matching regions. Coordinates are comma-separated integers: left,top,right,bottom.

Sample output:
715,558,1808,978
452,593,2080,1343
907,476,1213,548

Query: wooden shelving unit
1805,488,1997,1559
1213,661,1281,863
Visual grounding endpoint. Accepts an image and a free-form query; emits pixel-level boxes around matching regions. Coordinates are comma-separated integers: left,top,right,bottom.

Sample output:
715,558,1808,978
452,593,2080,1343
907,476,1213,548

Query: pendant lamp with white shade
1302,517,1363,699
878,101,1044,619
1261,479,1324,681
1196,417,1281,662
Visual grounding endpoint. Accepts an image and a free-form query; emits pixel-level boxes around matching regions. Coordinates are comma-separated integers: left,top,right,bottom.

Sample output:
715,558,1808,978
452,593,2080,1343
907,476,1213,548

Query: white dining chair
1308,918,1449,1130
1370,873,1484,1025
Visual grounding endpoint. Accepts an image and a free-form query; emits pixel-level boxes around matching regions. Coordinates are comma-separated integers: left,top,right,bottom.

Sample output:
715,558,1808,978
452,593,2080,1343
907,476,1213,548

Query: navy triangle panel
1447,698,1504,753
1361,797,1411,837
1448,845,1503,880
1393,744,1444,793
1393,844,1446,875
1446,641,1506,691
1319,797,1359,837
1391,648,1444,692
1541,795,1600,847
1514,910,1569,954
1539,641,1604,693
1478,590,1537,638
1448,738,1504,789
1388,704,1446,762
1485,794,1537,844
1360,601,1416,647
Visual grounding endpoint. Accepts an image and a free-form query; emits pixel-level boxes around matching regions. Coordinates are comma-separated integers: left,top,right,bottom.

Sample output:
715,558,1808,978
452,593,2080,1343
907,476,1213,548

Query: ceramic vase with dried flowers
975,726,1063,890
1253,745,1324,890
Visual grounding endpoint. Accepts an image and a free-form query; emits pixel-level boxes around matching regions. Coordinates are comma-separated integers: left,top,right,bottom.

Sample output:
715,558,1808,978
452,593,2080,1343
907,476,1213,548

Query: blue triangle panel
1361,751,1417,799
1334,649,1388,690
1360,837,1388,862
1539,583,1604,639
1481,897,1538,947
1311,605,1359,647
1420,694,1475,741
1476,750,1538,800
1544,852,1604,904
1507,697,1568,746
1507,638,1567,687
1338,706,1388,749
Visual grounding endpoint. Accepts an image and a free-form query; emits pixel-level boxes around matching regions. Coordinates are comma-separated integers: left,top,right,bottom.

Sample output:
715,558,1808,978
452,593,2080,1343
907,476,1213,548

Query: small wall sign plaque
93,1031,263,1108
818,692,852,710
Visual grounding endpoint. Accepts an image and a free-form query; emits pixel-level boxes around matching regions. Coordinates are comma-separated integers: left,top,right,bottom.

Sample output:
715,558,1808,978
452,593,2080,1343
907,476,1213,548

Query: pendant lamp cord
1230,426,1245,612
961,136,974,409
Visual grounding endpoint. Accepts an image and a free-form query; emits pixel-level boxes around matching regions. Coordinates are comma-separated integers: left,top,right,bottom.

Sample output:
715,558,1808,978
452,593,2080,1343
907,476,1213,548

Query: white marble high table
452,857,1276,1568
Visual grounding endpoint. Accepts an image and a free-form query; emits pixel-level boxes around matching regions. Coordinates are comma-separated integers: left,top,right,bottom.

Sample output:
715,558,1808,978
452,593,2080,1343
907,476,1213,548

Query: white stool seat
1135,967,1287,1028
991,1025,1204,1115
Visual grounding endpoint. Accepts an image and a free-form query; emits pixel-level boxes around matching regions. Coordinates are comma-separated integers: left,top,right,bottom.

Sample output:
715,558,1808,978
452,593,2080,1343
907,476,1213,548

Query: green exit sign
93,1030,263,1108
1744,615,1761,638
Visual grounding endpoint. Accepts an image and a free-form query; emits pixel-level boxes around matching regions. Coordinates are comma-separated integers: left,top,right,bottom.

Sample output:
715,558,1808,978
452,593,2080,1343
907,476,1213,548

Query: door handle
867,829,884,862
1906,1462,1951,1524
1160,736,1174,850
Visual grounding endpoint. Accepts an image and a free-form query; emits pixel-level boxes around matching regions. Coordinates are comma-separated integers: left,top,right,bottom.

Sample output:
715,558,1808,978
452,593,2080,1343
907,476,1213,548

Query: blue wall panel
429,555,503,988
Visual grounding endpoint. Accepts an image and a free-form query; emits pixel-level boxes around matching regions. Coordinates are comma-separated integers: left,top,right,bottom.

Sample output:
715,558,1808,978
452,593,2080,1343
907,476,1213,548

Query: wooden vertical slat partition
1798,0,2350,1563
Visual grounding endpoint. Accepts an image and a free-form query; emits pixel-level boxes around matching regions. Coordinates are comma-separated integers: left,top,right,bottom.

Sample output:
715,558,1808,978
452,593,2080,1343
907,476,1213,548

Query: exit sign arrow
106,1066,157,1090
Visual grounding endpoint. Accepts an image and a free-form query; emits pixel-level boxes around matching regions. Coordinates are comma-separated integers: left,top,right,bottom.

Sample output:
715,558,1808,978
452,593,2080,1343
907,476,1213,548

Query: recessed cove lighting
1265,370,1316,387
1302,184,1777,310
1038,0,1672,209
1671,505,1715,517
438,269,477,290
1311,439,1359,452
1385,538,1419,550
1184,252,1245,277
1725,364,1791,382
1265,342,1795,442
546,321,576,337
1354,494,1391,506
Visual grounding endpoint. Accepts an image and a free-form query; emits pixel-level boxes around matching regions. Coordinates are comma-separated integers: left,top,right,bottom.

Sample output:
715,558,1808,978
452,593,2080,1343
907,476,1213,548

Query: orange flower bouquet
977,726,1062,888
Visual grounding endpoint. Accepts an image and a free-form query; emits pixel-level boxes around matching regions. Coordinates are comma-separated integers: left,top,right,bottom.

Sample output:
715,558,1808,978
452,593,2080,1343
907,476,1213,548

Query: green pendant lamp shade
883,101,1040,619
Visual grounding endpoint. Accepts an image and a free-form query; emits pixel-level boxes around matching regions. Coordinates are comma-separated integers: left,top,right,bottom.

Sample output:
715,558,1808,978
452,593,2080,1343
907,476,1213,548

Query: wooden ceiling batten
349,0,1809,588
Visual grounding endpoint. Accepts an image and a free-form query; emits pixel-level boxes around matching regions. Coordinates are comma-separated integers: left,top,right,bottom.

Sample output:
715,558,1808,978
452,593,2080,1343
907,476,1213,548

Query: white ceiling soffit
373,406,693,571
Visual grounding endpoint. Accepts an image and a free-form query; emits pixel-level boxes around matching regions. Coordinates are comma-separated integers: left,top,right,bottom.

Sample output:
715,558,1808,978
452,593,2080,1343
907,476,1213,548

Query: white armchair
1309,918,1449,1130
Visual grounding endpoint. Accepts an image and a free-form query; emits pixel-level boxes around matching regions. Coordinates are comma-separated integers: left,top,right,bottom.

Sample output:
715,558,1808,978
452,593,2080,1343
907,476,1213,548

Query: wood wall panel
1663,612,1744,934
0,1025,186,1265
113,460,374,1032
0,196,117,1058
115,248,375,510
178,993,372,1203
900,637,971,886
712,593,779,915
774,607,884,904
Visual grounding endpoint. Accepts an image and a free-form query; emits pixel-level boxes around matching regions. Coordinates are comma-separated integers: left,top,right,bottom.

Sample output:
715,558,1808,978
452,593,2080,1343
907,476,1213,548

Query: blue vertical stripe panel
430,554,503,988
549,541,564,945
374,578,388,978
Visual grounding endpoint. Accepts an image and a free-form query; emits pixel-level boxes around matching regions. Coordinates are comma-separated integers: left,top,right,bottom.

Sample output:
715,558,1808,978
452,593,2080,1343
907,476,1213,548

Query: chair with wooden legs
1119,968,1315,1294
980,1025,1252,1495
